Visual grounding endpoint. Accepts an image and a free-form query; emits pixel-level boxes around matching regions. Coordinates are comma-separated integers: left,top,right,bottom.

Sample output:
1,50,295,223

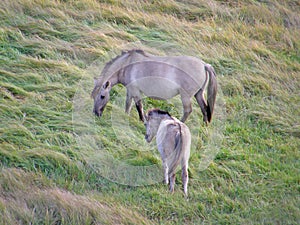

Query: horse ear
94,77,98,85
103,81,111,89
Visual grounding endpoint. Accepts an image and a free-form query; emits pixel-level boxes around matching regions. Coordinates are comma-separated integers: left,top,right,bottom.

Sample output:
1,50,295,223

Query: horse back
156,119,191,175
123,54,208,97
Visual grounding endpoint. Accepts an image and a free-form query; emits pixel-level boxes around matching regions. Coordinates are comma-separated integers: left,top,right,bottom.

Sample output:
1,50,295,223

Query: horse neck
161,114,174,122
157,116,175,130
108,52,134,86
156,117,179,145
105,65,122,87
118,52,148,85
107,75,119,87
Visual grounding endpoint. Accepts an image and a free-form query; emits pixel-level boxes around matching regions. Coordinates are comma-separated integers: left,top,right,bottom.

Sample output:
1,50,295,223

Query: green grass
0,0,299,224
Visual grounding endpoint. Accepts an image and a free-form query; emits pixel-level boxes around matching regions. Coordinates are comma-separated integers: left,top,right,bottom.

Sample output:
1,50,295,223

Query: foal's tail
168,123,191,177
205,64,218,123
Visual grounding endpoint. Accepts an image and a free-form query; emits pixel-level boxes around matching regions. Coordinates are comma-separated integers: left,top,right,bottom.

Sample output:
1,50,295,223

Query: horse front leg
180,95,192,122
125,92,133,114
134,97,145,122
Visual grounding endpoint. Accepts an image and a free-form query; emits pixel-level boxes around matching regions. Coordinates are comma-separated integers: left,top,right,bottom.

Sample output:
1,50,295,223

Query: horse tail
205,64,218,123
168,123,190,177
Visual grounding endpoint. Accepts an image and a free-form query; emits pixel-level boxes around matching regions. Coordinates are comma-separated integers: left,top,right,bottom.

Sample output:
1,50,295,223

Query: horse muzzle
93,107,102,117
145,134,152,143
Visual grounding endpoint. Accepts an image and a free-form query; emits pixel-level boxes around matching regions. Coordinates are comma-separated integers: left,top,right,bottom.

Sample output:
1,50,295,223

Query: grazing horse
92,49,217,123
144,109,191,197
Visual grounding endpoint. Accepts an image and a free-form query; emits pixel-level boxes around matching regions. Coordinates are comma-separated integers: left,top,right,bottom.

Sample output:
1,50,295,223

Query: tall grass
0,0,299,224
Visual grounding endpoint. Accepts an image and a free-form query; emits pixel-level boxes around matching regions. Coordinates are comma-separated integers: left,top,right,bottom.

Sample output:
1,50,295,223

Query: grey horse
92,49,217,123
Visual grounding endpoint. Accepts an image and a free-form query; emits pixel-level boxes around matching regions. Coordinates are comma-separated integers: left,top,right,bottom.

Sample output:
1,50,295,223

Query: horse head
144,109,171,143
92,80,111,117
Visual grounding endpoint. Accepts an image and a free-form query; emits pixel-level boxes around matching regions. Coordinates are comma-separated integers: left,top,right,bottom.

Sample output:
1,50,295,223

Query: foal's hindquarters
156,118,191,197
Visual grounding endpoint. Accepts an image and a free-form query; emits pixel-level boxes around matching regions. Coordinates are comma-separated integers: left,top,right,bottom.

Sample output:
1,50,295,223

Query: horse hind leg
182,164,188,197
195,89,208,124
180,94,192,122
125,93,133,114
163,163,169,185
169,173,176,193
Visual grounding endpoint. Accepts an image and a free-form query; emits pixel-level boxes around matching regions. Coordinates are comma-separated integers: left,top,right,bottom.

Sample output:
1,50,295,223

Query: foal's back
156,118,182,157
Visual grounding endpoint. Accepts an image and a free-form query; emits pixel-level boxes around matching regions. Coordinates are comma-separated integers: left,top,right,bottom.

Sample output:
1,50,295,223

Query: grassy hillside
0,0,299,224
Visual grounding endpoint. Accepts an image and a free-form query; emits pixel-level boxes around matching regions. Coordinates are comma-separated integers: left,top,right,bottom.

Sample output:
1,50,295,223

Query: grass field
0,0,299,224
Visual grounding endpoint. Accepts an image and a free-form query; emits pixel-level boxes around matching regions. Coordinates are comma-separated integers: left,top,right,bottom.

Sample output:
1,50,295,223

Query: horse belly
129,77,180,100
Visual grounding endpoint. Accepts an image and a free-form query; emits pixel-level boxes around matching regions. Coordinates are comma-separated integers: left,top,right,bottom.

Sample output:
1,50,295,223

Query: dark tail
205,64,217,123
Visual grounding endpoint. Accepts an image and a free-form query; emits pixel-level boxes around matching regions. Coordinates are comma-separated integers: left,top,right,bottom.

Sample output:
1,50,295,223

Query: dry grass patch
0,168,153,225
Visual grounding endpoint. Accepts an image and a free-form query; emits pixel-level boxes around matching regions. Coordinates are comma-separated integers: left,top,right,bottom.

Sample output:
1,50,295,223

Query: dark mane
102,49,147,75
116,49,146,61
130,49,146,55
148,108,172,118
102,53,123,70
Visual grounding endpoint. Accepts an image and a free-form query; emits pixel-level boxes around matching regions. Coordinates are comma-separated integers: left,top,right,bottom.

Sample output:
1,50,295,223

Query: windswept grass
0,0,299,224
0,168,153,225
